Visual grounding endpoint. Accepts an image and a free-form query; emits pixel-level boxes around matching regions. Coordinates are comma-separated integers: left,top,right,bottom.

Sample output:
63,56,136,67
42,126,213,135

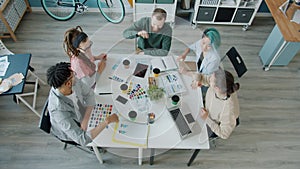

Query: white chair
0,40,46,117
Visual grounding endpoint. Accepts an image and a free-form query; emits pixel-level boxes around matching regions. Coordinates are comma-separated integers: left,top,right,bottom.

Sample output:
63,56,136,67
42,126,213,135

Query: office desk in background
88,54,209,165
0,53,40,116
259,0,300,71
0,54,31,95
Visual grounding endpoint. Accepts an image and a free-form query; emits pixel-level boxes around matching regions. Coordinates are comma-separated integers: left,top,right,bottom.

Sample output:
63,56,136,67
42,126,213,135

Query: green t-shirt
123,17,172,56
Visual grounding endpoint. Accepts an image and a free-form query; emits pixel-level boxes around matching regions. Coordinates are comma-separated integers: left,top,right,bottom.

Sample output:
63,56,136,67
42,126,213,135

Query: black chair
221,47,247,78
38,99,91,152
187,118,240,166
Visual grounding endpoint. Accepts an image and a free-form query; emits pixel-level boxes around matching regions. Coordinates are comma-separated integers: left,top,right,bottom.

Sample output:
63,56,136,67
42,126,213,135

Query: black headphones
72,32,88,48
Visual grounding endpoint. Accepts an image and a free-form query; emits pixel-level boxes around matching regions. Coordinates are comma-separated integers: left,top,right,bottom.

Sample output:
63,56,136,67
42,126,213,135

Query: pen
161,59,167,69
99,93,113,95
108,76,124,82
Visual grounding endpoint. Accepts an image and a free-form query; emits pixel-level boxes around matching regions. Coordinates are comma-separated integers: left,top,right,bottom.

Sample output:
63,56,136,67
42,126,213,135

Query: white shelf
192,0,262,30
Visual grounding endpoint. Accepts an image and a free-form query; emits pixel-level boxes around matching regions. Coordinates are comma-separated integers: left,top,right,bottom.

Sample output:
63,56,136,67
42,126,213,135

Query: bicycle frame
57,0,88,12
41,0,125,23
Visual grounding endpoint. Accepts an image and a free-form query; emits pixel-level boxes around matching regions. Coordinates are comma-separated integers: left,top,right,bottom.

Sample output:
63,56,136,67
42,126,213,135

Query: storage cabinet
134,0,178,27
192,0,262,30
0,0,31,42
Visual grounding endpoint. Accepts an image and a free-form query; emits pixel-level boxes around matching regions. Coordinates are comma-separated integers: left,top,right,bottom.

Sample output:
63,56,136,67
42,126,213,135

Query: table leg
150,148,155,165
92,145,103,164
15,78,39,117
263,40,287,71
138,148,143,165
187,149,201,166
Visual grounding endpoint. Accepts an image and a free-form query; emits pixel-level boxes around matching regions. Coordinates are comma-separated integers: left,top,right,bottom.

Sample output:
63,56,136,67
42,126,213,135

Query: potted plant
147,85,165,101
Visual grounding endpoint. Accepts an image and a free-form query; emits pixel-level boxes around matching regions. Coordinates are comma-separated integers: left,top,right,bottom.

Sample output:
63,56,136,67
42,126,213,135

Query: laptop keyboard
169,108,192,137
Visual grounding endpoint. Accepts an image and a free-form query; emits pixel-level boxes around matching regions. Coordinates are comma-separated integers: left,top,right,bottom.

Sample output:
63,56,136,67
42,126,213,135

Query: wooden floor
1,11,300,169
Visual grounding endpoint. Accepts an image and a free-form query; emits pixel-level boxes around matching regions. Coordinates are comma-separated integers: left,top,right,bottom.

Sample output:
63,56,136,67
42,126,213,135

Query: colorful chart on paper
88,103,113,128
127,82,148,100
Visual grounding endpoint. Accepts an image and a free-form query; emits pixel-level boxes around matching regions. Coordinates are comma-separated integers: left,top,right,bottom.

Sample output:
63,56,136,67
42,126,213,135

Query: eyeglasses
79,41,93,52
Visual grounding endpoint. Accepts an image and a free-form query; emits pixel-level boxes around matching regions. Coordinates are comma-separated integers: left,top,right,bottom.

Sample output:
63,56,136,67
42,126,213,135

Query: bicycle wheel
41,0,76,21
97,0,125,24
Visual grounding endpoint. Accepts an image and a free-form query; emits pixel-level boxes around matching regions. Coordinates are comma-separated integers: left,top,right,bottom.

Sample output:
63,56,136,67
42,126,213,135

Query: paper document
151,55,178,72
159,71,187,97
112,120,149,147
0,56,10,76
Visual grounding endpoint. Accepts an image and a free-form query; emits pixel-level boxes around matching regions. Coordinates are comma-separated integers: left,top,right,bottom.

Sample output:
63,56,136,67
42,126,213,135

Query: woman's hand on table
200,108,208,120
95,53,107,61
97,60,106,74
191,80,201,89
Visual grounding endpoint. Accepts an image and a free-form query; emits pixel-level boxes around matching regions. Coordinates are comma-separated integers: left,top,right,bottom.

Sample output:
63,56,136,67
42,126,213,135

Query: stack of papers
0,56,10,76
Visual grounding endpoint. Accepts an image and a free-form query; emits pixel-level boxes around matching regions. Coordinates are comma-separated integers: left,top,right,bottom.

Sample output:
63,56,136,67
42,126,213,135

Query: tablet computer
133,63,148,78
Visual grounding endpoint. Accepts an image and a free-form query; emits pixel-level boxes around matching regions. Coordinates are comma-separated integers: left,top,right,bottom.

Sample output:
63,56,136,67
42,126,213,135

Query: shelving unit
192,0,262,30
134,0,178,27
176,0,195,23
0,0,31,42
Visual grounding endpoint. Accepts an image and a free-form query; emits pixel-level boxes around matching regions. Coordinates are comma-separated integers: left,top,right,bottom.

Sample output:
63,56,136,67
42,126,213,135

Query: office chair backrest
38,98,81,148
224,47,247,78
0,40,14,55
39,99,51,134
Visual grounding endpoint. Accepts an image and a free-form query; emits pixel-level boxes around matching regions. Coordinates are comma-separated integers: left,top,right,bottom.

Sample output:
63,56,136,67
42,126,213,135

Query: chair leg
93,145,103,164
150,148,155,165
63,143,68,150
187,149,201,166
13,95,17,103
28,65,35,72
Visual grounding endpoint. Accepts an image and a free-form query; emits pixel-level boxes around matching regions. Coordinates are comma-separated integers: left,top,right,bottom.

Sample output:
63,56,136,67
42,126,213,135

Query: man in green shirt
123,8,172,56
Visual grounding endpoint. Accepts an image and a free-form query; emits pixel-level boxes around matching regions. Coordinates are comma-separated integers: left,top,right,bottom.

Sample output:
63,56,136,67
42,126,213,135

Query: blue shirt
189,40,220,75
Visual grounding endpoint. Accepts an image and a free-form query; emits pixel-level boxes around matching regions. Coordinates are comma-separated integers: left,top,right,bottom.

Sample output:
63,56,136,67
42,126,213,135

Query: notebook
151,55,178,72
181,61,197,71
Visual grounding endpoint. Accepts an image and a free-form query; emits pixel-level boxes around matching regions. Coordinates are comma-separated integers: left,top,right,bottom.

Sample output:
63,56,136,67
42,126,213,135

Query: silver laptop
168,103,203,139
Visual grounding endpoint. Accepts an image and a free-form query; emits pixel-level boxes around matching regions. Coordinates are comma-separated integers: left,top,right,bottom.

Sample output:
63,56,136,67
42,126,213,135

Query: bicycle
41,0,125,24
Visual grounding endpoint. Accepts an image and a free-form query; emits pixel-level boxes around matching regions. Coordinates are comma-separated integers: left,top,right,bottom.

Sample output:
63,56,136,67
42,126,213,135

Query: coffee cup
120,83,128,93
153,68,160,77
128,111,137,121
171,95,180,105
123,59,130,69
148,112,155,124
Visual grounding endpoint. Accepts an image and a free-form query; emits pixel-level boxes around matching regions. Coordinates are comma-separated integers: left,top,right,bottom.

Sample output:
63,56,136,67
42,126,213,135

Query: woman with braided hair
63,26,107,89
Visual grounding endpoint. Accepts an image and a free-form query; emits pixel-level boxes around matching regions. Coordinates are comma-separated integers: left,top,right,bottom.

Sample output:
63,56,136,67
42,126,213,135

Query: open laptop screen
169,107,192,138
